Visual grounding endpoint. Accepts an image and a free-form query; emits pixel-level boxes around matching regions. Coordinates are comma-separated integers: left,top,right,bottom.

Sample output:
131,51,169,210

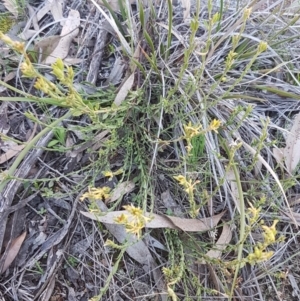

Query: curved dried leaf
199,224,232,264
0,144,24,164
109,181,135,203
284,113,300,173
81,210,224,232
33,36,62,62
1,232,26,273
114,73,135,106
44,9,80,64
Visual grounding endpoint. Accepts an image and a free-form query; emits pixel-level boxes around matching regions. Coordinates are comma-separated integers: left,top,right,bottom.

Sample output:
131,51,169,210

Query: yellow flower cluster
102,168,124,181
182,119,221,153
247,219,279,265
80,186,111,202
114,204,153,238
173,175,199,196
174,175,200,217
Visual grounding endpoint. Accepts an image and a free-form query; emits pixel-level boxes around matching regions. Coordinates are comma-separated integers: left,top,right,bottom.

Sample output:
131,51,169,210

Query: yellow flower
123,204,143,217
262,220,278,245
103,168,124,180
174,175,199,195
80,186,111,202
173,175,189,187
21,60,37,78
209,119,222,133
114,213,128,224
183,122,202,140
125,220,145,238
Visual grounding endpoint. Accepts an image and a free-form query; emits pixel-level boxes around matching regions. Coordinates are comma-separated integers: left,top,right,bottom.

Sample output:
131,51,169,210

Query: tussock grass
1,0,300,300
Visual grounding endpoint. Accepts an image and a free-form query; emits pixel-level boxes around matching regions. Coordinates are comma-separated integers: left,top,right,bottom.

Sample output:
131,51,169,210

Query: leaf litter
1,0,299,299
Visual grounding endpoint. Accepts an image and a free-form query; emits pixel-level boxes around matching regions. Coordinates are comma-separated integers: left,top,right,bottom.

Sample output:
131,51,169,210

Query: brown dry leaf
3,0,18,17
284,113,300,173
33,36,62,62
114,73,135,106
1,232,26,273
81,210,224,232
0,144,25,164
108,181,135,203
44,9,80,64
198,224,232,264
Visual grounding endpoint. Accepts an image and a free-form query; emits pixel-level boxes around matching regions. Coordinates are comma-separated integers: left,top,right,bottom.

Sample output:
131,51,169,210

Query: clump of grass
1,0,300,300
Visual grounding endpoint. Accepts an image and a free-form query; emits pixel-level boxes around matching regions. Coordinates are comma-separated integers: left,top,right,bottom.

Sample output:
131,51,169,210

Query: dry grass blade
1,231,26,273
284,112,300,174
3,0,19,17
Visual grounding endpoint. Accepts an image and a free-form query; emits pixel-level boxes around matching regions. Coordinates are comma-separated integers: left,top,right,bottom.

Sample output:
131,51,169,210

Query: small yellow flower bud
258,41,268,53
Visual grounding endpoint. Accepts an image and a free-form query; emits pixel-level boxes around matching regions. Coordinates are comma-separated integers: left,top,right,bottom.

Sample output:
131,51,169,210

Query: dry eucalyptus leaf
33,36,62,62
3,0,19,17
284,113,300,173
44,9,80,64
1,232,26,273
114,73,134,106
108,181,135,203
0,144,25,164
50,0,64,25
81,210,224,232
198,224,232,264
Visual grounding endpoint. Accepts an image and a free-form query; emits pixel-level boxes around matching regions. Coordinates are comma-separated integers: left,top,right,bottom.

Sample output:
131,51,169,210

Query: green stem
0,111,72,193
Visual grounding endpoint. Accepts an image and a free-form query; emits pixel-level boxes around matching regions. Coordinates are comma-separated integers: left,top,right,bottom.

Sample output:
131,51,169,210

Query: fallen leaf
0,144,25,164
3,0,18,17
284,112,300,173
1,232,27,273
81,209,224,232
33,36,62,62
44,9,80,64
50,0,64,25
108,181,135,203
198,224,232,264
114,73,135,106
